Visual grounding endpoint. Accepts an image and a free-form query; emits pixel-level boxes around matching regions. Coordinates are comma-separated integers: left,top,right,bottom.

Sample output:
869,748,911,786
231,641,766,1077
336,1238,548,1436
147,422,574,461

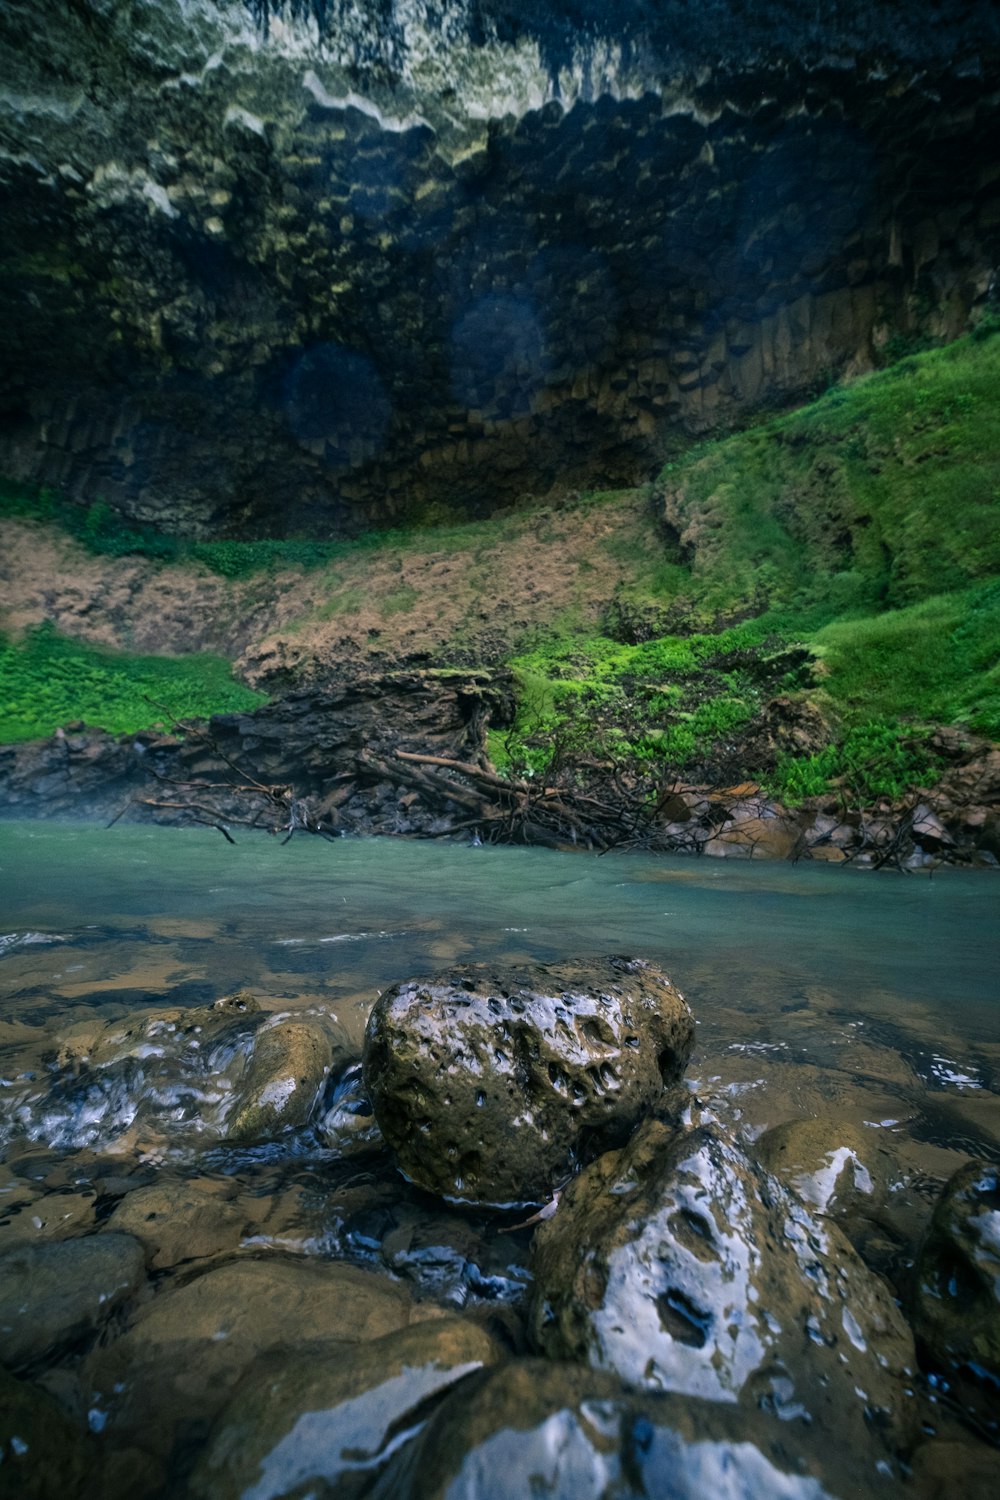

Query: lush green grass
3,330,998,808
813,580,1000,738
0,624,266,742
488,330,1000,794
660,329,1000,615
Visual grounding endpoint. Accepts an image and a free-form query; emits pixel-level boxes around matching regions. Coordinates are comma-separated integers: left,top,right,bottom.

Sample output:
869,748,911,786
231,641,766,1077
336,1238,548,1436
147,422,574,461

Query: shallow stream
1,822,998,1494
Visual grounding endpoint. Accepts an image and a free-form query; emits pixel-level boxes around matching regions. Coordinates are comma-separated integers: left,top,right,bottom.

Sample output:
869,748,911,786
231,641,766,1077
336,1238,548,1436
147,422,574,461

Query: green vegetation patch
771,719,940,807
813,580,1000,739
659,330,1000,615
492,620,809,778
0,624,266,743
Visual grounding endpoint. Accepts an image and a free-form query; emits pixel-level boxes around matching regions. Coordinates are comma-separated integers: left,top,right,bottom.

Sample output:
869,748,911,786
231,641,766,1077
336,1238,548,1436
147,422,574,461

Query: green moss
0,624,266,742
771,720,939,806
380,584,420,618
659,328,1000,613
813,581,1000,738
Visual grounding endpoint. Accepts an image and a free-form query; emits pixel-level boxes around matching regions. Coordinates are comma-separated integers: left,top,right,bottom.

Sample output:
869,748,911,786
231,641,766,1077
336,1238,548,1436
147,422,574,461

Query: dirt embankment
3,506,1000,868
0,495,659,684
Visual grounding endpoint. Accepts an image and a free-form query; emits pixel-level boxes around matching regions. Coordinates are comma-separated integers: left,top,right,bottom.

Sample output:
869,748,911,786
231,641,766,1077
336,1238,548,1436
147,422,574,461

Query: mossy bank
1,328,998,864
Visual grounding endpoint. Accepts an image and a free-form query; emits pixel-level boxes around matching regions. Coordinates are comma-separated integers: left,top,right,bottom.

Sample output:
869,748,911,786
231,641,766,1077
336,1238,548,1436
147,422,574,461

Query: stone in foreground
913,1160,1000,1382
190,1318,498,1499
363,957,694,1208
374,1359,899,1500
530,1119,917,1461
0,1233,145,1374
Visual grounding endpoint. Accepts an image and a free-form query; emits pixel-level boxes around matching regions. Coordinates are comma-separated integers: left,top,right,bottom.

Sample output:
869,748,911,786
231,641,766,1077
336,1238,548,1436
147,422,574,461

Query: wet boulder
0,1366,89,1499
0,1233,145,1374
189,1317,498,1499
530,1119,917,1458
105,1178,249,1270
754,1117,889,1220
373,1358,902,1500
912,1160,1000,1381
226,1017,335,1142
84,1257,415,1462
362,957,695,1208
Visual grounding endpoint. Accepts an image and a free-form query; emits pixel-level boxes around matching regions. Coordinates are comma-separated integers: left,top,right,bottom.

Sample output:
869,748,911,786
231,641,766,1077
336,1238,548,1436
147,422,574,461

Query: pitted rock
362,956,694,1208
530,1118,917,1459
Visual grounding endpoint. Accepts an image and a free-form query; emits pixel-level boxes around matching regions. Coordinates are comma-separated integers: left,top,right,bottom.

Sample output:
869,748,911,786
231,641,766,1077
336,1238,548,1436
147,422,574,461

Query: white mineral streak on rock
87,163,179,219
302,70,430,132
168,0,677,125
223,104,268,136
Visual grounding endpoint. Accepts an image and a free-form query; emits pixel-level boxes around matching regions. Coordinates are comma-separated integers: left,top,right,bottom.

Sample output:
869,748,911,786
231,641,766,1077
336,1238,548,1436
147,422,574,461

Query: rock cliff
1,1,998,534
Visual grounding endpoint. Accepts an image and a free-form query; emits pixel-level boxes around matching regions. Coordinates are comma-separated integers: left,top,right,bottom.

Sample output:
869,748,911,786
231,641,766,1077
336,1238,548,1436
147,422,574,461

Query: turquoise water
1,820,998,1487
1,819,997,1039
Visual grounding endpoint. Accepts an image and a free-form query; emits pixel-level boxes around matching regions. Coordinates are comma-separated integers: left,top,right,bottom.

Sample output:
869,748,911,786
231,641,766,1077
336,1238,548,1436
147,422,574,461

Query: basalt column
1,1,998,534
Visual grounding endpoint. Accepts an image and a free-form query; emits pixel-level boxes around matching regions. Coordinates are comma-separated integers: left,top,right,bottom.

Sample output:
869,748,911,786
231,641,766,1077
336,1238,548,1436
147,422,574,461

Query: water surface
1,822,998,1487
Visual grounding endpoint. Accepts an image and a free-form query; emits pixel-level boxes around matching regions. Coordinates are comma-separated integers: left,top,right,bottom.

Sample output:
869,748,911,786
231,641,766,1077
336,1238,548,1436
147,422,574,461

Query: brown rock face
362,956,695,1207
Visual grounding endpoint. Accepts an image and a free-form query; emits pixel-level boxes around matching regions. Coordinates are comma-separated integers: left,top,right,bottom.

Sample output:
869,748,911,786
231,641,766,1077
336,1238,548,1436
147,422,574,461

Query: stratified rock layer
363,956,694,1206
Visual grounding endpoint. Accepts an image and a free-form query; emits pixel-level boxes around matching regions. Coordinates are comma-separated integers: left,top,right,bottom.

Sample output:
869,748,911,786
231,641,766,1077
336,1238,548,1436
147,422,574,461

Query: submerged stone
84,1257,414,1461
189,1317,498,1499
0,1232,145,1373
0,1366,88,1499
362,957,694,1207
373,1358,903,1500
226,1017,335,1142
913,1160,1000,1380
530,1119,916,1459
105,1178,248,1270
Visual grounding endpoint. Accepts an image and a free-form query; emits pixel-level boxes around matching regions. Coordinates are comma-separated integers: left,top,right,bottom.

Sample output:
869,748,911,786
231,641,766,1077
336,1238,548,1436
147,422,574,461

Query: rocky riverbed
1,927,998,1498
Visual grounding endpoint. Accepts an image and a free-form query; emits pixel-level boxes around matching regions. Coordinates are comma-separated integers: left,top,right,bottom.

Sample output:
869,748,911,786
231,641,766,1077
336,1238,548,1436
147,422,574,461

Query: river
1,821,998,1494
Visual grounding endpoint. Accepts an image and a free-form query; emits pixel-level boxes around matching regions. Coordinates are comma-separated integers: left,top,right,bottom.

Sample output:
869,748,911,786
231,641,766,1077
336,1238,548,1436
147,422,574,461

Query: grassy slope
0,625,265,742
1,327,998,804
493,327,1000,797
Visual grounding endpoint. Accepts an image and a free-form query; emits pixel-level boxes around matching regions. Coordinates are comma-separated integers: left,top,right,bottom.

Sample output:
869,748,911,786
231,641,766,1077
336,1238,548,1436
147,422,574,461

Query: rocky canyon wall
0,1,998,535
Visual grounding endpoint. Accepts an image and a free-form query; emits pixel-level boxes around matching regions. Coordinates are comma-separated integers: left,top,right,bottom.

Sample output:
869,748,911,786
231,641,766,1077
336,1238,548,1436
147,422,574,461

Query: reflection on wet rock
0,1232,145,1374
530,1119,916,1461
316,1063,384,1159
363,957,694,1207
2,998,349,1160
371,1359,895,1500
0,1365,88,1500
754,1118,886,1218
189,1317,498,1500
913,1160,1000,1389
225,1018,335,1143
83,1257,415,1463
